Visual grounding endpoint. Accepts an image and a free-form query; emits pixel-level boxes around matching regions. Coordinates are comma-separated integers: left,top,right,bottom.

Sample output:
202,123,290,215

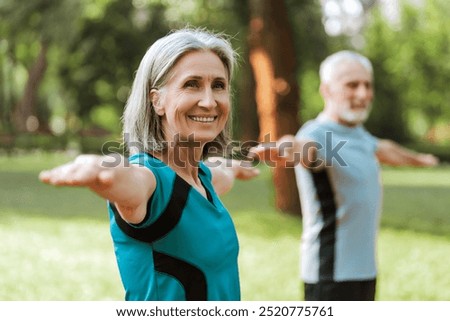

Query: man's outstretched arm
376,139,439,167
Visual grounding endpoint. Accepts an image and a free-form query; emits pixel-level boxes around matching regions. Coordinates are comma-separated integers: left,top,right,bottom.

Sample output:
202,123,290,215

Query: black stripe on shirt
311,168,337,281
110,174,191,243
153,251,207,301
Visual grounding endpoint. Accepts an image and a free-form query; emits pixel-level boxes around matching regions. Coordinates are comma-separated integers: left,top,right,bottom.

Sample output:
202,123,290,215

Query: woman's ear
150,89,165,116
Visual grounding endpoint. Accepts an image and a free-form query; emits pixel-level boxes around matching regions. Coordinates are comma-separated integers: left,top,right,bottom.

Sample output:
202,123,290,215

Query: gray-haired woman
40,28,259,301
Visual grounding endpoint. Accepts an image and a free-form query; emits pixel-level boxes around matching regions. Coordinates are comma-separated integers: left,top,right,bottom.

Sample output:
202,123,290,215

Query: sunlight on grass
380,166,450,236
234,209,301,300
0,150,74,173
381,166,450,187
378,228,450,300
0,210,123,300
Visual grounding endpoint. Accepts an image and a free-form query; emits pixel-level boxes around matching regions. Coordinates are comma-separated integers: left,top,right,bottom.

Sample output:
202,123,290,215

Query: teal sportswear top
108,153,240,301
295,113,381,283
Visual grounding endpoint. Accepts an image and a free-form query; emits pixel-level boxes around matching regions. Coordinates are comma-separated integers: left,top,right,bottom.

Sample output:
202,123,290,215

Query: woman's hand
39,154,119,189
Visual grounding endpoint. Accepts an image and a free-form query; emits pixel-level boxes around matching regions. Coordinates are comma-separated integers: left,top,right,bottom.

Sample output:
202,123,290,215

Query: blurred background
1,0,449,153
0,0,449,300
2,0,449,213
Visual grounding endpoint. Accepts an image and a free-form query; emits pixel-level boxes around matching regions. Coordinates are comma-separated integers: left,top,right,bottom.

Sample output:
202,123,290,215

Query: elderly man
253,50,438,300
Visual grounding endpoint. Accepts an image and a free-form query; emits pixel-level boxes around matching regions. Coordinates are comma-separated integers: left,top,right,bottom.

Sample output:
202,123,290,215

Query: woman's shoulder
129,153,177,190
129,152,170,170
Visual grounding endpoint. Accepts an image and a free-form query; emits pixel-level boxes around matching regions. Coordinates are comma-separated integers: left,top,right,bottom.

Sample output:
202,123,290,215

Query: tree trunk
248,0,301,215
12,41,48,133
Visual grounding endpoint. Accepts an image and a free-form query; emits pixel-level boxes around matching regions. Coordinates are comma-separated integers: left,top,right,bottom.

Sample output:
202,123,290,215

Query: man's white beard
338,102,372,125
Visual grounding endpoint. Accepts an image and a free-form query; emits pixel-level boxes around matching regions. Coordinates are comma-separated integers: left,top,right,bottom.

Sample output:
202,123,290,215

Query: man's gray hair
122,28,237,155
319,50,373,84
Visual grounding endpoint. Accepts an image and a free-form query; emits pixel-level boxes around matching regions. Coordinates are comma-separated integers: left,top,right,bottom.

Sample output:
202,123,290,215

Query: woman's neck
157,142,204,181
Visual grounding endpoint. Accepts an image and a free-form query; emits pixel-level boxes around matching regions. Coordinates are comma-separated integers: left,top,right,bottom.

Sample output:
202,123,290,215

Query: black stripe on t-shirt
110,175,191,243
310,168,337,281
153,250,207,301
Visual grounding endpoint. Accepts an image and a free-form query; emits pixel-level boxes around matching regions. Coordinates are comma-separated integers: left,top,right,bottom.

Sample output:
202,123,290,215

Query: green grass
0,151,449,300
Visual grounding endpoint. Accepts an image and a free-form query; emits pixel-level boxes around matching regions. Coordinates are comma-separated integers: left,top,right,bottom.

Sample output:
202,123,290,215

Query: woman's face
154,50,230,147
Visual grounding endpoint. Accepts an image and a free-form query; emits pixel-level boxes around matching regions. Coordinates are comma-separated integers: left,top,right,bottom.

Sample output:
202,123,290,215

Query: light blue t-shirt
295,114,382,283
108,153,240,300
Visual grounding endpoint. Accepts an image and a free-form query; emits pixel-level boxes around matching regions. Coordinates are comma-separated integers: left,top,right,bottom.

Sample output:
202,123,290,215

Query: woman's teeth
189,116,216,123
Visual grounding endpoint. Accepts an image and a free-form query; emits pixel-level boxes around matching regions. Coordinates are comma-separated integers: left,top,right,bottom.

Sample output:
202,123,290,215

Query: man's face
322,61,374,126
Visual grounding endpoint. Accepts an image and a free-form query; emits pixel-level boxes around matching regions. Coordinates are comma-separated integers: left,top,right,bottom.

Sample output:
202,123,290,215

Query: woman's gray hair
122,28,237,156
319,50,373,84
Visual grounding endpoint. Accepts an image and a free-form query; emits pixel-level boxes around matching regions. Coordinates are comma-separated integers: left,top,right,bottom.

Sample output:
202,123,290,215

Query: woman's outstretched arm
39,154,156,224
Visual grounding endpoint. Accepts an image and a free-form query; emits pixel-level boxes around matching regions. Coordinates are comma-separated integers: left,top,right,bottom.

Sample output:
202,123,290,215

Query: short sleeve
361,128,379,154
126,153,174,228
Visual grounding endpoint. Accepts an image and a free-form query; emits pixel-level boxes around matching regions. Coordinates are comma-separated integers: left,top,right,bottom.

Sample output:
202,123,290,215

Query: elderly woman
40,28,259,301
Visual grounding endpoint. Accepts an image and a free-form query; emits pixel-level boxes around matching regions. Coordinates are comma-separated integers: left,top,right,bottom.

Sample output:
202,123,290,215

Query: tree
60,1,168,133
363,0,450,143
362,4,410,143
0,0,81,133
247,0,301,214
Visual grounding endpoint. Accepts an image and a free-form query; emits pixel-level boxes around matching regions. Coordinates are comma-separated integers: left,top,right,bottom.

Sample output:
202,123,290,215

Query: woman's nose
198,88,218,108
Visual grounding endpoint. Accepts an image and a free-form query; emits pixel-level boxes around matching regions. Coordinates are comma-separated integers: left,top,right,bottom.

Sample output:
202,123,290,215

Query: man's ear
319,83,329,99
150,89,164,116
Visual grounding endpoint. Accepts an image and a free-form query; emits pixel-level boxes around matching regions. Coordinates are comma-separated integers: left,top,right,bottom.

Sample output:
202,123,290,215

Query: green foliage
286,0,332,124
0,0,79,53
60,0,168,125
2,0,448,146
363,0,450,143
89,104,121,133
298,69,322,123
0,0,83,135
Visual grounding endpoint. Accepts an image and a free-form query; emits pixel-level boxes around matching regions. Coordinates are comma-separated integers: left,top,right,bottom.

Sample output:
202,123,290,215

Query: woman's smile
188,115,218,123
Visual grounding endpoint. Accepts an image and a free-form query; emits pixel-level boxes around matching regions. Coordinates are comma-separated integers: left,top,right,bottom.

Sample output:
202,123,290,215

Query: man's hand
228,159,260,180
206,157,260,195
249,135,317,168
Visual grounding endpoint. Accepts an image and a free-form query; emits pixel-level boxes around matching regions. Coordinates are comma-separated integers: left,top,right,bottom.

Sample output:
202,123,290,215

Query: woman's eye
184,80,199,88
212,81,226,90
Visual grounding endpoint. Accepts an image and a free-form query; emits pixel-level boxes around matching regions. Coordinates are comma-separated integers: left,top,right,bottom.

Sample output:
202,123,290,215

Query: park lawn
0,151,449,300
